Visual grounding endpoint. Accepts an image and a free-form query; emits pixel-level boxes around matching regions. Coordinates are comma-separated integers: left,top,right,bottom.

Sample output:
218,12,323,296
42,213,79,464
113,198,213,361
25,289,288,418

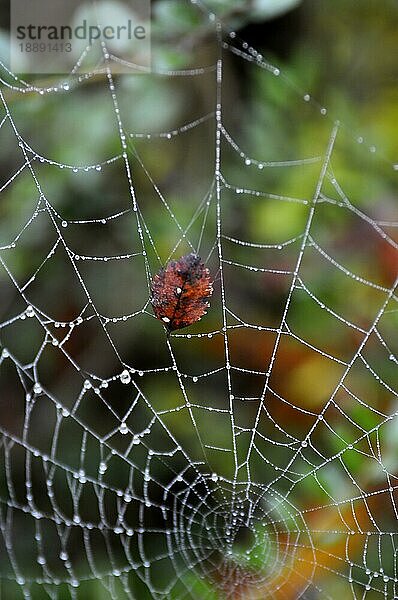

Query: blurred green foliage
0,0,397,598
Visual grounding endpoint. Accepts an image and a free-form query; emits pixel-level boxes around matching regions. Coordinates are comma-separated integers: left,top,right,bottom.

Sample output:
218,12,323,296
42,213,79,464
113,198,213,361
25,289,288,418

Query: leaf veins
151,253,213,331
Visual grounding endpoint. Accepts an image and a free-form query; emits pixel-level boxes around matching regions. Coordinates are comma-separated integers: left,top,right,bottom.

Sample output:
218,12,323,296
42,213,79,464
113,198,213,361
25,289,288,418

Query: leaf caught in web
151,253,213,331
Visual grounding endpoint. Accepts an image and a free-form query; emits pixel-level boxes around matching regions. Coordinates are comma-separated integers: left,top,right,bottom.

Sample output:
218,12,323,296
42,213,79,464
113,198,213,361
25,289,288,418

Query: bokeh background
0,0,397,598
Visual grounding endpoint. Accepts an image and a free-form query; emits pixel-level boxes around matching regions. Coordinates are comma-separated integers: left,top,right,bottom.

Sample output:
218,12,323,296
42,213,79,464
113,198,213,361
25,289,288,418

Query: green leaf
252,0,302,21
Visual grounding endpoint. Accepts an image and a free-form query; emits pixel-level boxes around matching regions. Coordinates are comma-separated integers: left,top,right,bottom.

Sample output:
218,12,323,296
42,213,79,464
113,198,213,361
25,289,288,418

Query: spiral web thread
0,1,398,598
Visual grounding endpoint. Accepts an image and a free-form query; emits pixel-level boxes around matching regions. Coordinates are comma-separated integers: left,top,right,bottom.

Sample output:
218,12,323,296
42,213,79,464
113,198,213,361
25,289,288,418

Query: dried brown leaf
151,253,213,331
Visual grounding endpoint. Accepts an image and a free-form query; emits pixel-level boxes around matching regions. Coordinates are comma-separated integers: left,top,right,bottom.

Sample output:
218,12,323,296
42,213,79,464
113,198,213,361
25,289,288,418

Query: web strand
1,3,398,599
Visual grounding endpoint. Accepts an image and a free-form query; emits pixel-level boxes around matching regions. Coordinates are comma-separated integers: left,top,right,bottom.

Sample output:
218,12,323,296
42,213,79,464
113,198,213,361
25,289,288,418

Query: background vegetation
0,0,397,598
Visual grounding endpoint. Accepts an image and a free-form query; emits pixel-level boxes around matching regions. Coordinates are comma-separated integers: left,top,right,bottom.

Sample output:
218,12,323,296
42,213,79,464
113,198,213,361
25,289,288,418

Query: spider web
1,1,398,599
